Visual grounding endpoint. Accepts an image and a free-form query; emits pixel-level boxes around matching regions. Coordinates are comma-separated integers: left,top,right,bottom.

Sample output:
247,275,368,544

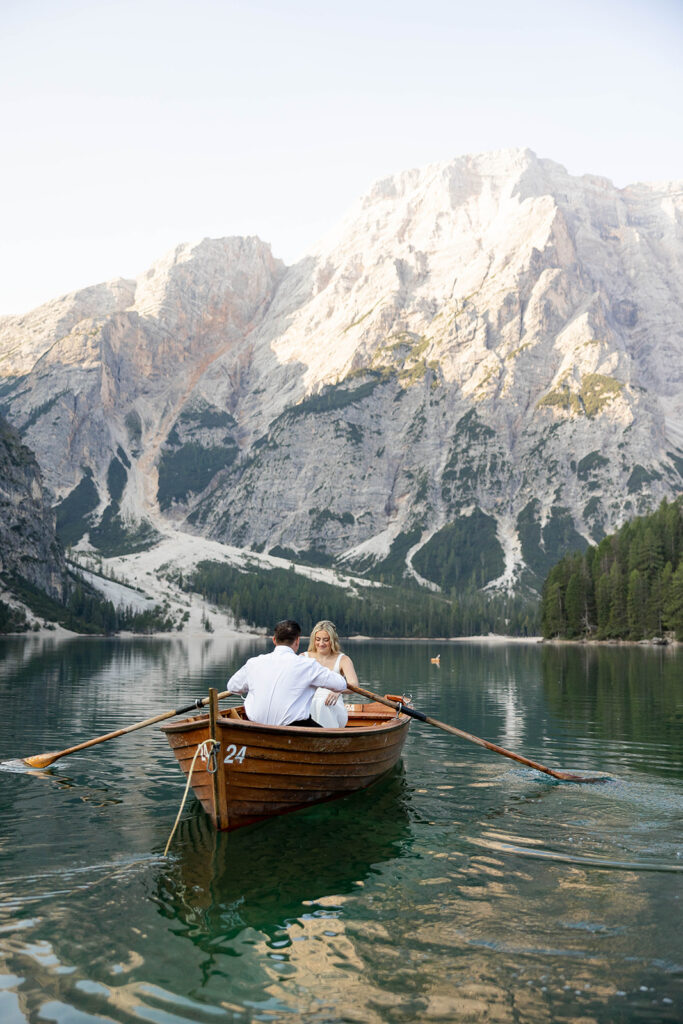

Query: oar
21,691,231,769
346,682,606,783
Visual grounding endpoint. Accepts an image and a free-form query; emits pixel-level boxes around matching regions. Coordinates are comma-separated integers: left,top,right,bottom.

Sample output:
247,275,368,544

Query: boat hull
161,702,411,831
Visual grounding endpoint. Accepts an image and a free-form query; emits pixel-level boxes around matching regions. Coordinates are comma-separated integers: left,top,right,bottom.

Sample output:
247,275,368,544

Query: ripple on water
465,768,683,875
2,636,682,1024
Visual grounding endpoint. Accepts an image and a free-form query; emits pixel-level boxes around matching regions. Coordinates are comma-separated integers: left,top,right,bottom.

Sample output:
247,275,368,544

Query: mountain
1,149,682,595
0,414,68,602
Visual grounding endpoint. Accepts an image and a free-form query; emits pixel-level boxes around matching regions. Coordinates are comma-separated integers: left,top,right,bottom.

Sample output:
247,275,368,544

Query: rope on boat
163,739,219,856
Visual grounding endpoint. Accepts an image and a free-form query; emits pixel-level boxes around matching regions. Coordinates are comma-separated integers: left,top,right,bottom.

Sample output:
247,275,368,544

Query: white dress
305,652,349,728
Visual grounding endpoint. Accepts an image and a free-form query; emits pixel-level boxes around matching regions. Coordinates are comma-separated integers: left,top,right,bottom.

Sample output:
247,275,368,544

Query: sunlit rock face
1,150,681,591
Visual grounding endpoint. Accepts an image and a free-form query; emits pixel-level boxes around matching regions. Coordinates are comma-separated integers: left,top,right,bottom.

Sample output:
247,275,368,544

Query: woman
302,620,359,727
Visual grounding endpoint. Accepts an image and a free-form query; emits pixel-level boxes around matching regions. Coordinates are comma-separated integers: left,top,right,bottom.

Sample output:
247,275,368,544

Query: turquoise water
0,637,681,1022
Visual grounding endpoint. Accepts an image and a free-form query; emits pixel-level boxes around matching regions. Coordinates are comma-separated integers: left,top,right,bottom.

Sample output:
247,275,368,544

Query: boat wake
0,758,36,773
470,835,683,873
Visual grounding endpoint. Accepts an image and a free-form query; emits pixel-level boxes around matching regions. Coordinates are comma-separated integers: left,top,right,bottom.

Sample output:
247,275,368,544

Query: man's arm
312,662,347,692
226,662,250,695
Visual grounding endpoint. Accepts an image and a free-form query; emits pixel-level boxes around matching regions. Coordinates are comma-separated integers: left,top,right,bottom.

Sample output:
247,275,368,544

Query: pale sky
1,0,682,315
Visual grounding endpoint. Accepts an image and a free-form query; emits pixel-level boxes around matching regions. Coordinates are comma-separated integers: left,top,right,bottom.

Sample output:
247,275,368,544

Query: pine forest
541,497,683,641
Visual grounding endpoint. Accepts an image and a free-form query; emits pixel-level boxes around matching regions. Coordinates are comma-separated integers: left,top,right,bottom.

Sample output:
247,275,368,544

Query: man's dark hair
273,619,302,645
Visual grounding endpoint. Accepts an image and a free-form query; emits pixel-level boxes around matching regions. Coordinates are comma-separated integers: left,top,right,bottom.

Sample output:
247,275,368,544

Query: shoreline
2,626,679,648
344,634,542,644
1,629,542,642
539,636,680,648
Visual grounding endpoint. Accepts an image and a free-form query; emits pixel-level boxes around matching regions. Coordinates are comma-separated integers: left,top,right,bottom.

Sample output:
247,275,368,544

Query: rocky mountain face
0,415,68,600
1,149,682,594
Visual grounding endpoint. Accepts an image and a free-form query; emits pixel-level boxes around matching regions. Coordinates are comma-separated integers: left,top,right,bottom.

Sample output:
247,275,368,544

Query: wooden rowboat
161,696,411,831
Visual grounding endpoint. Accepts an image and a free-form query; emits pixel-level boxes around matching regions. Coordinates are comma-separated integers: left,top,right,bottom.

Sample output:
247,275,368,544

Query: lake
0,636,681,1023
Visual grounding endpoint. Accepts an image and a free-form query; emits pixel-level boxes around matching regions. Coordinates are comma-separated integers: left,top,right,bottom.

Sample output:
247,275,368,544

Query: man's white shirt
226,644,346,725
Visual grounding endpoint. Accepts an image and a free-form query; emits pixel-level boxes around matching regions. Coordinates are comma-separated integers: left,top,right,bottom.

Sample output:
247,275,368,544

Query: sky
1,0,682,316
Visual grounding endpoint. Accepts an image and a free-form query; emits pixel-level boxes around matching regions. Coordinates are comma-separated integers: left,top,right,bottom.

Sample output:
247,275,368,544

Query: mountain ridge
1,148,681,595
0,414,68,604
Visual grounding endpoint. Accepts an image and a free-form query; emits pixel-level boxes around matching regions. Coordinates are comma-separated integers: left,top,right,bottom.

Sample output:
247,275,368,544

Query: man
226,619,348,726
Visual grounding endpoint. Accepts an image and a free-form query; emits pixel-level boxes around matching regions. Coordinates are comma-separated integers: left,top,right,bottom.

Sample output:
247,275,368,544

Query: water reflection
155,768,412,947
1,637,681,1024
541,645,683,775
0,636,264,771
0,635,263,699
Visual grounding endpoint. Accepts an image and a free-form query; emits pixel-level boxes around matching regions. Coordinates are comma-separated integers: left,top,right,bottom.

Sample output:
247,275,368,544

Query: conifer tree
540,496,682,641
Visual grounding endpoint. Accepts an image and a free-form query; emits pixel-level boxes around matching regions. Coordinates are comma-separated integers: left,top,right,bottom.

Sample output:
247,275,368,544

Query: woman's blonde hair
308,620,341,655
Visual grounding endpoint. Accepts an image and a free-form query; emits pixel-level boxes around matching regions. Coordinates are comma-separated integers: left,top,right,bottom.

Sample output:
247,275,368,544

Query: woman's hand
324,690,340,706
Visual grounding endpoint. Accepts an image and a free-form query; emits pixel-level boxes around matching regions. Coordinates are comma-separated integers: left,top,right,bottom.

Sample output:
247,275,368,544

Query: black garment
288,716,321,728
